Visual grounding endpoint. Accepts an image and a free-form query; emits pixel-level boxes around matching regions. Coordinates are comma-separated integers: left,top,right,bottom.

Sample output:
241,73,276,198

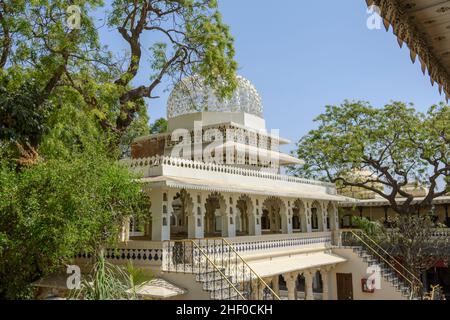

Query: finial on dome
167,75,263,119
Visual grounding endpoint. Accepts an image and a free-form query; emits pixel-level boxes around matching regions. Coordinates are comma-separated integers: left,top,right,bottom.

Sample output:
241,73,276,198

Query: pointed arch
236,194,254,235
293,199,308,233
262,197,287,234
204,192,226,236
311,201,324,231
170,189,194,238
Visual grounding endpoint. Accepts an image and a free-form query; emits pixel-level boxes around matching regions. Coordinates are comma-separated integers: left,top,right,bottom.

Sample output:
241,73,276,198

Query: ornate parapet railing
431,228,450,238
76,233,333,270
75,241,163,267
121,155,336,193
226,232,332,256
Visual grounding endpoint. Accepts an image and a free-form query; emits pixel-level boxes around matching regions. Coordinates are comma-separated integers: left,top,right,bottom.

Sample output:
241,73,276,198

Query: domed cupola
167,75,263,119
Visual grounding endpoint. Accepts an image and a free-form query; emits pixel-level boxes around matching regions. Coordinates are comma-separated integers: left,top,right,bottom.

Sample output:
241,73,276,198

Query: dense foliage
0,0,236,299
293,101,450,215
0,146,150,299
0,0,237,150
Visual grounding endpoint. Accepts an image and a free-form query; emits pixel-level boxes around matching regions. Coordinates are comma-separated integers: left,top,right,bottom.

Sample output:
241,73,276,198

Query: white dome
167,75,263,119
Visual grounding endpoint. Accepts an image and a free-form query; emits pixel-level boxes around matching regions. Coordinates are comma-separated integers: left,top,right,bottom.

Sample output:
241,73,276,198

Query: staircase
162,238,280,300
340,230,423,299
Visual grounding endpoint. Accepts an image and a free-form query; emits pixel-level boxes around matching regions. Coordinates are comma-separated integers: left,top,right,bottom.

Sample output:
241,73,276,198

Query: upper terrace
122,155,339,200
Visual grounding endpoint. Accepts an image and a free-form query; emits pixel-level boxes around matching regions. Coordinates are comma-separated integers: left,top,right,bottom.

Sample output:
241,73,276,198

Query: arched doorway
311,201,324,232
327,202,338,231
170,189,193,239
293,199,308,233
262,197,286,234
204,192,226,237
236,195,253,236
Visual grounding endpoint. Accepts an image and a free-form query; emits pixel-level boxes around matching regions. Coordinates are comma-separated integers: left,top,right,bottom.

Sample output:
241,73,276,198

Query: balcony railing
76,232,333,269
75,241,163,266
431,228,450,238
122,155,336,190
226,232,332,256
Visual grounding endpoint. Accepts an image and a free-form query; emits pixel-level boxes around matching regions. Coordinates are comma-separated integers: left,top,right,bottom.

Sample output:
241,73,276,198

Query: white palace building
73,76,421,300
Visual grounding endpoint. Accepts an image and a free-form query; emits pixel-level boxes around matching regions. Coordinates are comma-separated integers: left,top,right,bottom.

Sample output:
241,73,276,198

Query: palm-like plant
70,253,152,300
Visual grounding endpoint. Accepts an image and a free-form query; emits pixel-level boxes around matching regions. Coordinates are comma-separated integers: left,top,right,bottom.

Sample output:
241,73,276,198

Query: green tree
0,0,106,150
0,0,237,152
292,101,450,215
351,215,449,295
149,118,168,134
0,0,236,299
0,144,150,299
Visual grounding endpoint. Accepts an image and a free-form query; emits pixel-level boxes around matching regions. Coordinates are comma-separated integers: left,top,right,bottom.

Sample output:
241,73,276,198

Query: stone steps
352,247,411,298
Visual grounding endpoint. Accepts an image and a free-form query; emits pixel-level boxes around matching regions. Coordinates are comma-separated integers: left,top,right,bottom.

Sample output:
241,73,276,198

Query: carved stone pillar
321,202,329,231
188,192,204,239
304,270,314,300
222,195,236,238
250,279,264,300
151,188,171,241
321,269,330,300
250,198,262,236
282,200,293,234
272,275,280,296
305,202,313,233
284,272,298,300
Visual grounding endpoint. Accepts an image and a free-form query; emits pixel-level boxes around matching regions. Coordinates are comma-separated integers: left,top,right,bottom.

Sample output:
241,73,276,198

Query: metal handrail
165,239,246,300
190,240,246,300
222,238,281,300
352,230,422,285
348,231,417,288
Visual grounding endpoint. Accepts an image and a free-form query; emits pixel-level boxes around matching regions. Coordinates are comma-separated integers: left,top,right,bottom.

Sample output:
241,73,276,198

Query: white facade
108,76,414,300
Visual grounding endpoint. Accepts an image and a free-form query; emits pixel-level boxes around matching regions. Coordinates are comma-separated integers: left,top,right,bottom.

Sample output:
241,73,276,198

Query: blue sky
95,0,445,153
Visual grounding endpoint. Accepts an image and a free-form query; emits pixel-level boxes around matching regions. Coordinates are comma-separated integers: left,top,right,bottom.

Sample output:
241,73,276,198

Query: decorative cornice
367,0,450,101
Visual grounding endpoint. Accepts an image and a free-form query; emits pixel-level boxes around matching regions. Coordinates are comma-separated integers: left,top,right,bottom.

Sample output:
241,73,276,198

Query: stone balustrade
121,155,336,191
75,241,164,267
226,232,332,254
431,228,450,238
